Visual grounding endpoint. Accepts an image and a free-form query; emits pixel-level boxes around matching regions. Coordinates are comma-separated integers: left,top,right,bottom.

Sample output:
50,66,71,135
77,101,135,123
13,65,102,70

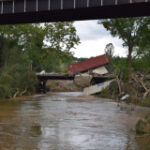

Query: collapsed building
69,54,110,75
68,54,114,95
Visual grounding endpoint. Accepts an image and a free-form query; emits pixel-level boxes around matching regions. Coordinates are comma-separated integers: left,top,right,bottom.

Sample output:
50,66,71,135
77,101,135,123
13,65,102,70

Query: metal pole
87,0,89,7
61,0,63,9
1,1,3,14
101,0,103,6
74,0,76,8
24,0,26,12
48,0,50,10
36,0,38,11
12,0,14,13
115,0,118,5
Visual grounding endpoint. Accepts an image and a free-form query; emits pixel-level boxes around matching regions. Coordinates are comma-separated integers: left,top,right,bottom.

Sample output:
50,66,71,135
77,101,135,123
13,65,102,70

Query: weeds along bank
99,73,150,107
0,23,79,99
0,64,38,99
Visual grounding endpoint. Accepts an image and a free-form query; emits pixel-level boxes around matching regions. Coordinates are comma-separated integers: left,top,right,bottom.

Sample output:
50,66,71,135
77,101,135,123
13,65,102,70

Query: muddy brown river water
0,92,150,150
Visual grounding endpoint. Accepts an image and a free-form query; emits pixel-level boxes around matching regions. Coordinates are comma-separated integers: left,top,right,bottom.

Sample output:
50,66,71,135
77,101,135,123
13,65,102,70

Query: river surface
0,92,150,150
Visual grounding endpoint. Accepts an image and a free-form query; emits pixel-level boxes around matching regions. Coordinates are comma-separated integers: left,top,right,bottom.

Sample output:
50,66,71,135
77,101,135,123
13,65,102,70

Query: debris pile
70,54,150,98
69,54,114,95
74,74,93,88
110,70,150,101
131,72,150,98
83,79,114,95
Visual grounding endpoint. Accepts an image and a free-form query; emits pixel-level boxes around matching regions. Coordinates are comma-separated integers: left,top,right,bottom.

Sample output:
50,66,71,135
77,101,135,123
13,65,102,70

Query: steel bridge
0,0,150,24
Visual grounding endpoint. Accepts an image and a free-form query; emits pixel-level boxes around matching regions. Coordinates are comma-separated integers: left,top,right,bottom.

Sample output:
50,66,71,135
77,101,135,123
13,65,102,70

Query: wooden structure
0,0,150,24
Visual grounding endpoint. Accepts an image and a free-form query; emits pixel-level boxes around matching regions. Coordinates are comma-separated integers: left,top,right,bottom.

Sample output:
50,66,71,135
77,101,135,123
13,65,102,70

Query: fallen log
13,89,20,98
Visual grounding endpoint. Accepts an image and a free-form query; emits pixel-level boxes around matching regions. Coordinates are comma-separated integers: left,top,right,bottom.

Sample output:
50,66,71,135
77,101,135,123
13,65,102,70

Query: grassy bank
98,80,150,107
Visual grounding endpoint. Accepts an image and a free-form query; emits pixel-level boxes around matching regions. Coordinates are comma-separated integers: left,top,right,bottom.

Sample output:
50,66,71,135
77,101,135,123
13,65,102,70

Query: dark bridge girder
0,0,150,24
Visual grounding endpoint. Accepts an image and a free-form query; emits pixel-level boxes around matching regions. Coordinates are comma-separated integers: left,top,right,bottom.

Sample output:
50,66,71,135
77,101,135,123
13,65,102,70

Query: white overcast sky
71,20,128,58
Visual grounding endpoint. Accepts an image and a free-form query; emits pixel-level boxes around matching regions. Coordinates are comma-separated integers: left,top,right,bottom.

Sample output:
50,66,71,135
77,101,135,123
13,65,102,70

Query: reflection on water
0,92,149,150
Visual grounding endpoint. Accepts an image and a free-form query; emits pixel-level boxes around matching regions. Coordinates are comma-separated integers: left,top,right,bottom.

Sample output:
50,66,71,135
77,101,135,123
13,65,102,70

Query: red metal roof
69,54,109,74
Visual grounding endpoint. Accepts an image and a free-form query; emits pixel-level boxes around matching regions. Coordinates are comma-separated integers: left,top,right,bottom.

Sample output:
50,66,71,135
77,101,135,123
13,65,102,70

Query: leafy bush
0,64,38,98
137,96,150,107
0,84,12,98
99,80,119,99
136,120,147,134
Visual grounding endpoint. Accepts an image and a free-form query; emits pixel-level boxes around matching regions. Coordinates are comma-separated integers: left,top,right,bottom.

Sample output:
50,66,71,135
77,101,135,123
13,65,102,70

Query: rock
74,74,93,88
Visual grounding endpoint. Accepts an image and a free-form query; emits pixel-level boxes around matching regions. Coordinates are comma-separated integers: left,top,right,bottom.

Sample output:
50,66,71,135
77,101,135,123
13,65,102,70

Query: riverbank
97,80,150,108
46,80,82,92
0,94,44,102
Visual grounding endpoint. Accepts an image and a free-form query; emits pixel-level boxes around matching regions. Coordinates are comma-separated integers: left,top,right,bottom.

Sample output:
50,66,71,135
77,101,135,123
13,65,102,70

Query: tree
98,17,150,80
0,22,80,98
0,22,80,72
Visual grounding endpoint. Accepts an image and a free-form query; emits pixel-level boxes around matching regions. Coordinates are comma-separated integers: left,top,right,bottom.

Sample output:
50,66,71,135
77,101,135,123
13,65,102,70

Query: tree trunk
128,46,132,81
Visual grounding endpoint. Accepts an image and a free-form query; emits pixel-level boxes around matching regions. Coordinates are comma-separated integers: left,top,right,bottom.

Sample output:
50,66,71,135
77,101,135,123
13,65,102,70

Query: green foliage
99,87,111,98
99,17,150,79
0,84,12,98
40,48,74,72
136,120,147,134
111,54,150,81
0,22,79,72
0,22,79,98
99,17,150,50
99,80,119,99
136,97,150,107
44,22,80,51
0,64,38,98
111,56,128,81
132,54,150,72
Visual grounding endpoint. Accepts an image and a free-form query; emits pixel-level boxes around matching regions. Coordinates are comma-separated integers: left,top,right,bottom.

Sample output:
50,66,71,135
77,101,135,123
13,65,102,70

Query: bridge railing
0,0,149,15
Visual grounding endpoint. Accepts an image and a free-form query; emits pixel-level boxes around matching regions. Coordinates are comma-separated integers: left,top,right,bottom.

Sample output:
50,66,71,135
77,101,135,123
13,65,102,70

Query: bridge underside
36,73,112,93
37,75,74,81
36,73,112,82
0,0,150,24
